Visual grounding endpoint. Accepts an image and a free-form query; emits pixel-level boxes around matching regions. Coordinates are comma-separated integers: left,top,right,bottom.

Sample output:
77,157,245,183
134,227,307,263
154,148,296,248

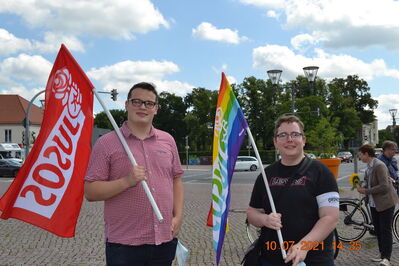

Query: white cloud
33,32,85,53
252,45,399,81
0,86,46,104
0,28,85,55
291,33,320,51
239,0,284,9
0,0,169,40
241,0,399,50
0,29,32,55
266,10,280,18
227,75,237,85
374,94,399,129
192,22,248,44
87,60,194,100
0,54,52,86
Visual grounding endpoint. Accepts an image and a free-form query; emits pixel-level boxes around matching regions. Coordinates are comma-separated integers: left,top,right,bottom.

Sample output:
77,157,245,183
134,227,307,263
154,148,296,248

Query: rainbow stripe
210,72,248,265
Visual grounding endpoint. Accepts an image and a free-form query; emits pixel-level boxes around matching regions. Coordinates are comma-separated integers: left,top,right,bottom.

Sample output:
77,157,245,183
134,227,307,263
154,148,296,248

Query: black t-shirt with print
249,158,339,266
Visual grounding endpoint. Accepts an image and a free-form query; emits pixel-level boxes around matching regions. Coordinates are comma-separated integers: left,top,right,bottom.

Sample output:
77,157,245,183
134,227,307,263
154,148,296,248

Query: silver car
235,156,260,171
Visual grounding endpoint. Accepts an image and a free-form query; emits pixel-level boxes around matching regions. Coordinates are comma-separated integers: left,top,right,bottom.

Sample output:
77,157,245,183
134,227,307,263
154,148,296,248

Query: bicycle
245,219,340,259
338,195,399,242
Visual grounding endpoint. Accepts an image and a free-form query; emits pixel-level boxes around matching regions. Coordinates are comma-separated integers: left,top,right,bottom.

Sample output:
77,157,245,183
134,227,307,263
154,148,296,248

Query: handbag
241,238,261,266
241,156,313,266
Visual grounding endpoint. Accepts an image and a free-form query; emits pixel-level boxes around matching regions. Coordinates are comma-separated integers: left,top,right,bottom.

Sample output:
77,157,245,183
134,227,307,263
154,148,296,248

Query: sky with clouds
1,0,399,129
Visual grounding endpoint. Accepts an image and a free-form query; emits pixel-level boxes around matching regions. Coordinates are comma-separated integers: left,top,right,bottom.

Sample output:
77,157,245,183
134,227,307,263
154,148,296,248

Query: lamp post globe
267,66,319,114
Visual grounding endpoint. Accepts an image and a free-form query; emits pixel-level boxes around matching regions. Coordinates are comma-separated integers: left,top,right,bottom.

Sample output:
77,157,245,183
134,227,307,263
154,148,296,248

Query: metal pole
291,85,295,114
93,88,164,222
25,90,45,158
185,136,189,170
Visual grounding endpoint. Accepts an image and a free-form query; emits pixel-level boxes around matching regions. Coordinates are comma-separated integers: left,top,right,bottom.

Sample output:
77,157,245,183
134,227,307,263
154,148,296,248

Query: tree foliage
94,109,127,129
92,74,379,154
153,92,187,150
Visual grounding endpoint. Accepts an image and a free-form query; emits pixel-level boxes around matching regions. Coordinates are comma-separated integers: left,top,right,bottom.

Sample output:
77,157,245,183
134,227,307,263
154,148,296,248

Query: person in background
247,115,339,266
357,144,398,266
85,82,184,266
377,140,399,195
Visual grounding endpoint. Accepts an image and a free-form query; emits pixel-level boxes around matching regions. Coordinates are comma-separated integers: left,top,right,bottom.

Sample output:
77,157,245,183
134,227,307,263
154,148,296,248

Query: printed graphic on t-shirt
269,175,307,186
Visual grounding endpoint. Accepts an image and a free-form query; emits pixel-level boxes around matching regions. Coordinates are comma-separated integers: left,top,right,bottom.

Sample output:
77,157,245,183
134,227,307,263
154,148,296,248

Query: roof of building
0,94,43,125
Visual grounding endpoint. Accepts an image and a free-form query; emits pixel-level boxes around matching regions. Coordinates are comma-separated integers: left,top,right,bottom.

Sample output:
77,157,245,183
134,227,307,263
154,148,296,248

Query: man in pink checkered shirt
85,82,184,266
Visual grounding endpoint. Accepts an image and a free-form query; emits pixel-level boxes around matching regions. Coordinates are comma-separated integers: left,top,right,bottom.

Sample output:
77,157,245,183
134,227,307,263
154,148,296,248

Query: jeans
106,238,178,266
370,206,395,260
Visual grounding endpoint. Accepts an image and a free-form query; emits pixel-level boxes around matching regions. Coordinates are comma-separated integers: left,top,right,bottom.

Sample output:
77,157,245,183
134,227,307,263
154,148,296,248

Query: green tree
153,92,187,150
328,75,378,124
307,117,341,156
94,109,127,129
236,76,278,149
184,88,218,151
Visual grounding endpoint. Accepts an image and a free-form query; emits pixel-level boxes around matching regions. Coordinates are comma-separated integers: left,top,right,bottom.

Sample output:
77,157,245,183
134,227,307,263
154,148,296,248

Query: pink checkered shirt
85,122,184,245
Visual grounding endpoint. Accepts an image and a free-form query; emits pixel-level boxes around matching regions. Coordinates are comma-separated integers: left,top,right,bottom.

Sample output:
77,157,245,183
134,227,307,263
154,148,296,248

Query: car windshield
7,160,21,166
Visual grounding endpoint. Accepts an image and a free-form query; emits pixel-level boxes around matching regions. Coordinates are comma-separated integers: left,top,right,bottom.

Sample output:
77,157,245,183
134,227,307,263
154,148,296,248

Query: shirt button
152,187,155,192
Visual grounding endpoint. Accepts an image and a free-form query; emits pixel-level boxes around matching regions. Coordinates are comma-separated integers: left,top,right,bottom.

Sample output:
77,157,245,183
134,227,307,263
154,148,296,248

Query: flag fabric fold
0,44,94,237
207,72,248,265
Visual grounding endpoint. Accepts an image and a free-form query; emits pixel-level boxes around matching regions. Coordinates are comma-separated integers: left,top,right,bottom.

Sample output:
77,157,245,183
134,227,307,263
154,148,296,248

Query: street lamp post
185,136,189,170
267,66,319,114
24,89,119,159
24,90,45,158
389,108,397,127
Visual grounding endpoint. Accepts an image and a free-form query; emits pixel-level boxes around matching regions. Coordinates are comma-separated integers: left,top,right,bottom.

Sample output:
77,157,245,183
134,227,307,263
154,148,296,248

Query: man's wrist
122,176,136,188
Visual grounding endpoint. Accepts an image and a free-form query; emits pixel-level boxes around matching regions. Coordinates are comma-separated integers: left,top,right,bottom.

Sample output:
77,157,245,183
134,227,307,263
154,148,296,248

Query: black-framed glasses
275,132,303,140
128,98,157,109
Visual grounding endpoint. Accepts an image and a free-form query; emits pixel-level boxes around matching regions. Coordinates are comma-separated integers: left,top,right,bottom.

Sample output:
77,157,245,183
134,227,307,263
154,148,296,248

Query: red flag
0,44,94,237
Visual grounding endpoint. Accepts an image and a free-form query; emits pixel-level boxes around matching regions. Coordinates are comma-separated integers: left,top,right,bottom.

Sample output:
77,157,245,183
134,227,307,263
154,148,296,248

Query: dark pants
260,259,334,266
370,206,395,260
106,238,178,266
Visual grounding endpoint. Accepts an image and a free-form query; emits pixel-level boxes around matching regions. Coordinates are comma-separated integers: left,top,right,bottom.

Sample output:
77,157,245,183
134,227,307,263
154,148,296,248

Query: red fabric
206,203,213,227
0,44,94,237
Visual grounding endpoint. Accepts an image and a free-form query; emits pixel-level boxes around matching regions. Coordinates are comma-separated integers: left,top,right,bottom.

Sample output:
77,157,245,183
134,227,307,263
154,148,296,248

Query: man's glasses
128,98,157,109
275,132,303,140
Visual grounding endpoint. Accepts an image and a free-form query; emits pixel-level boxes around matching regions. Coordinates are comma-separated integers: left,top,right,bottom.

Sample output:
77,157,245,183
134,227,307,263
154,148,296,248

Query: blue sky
1,0,399,129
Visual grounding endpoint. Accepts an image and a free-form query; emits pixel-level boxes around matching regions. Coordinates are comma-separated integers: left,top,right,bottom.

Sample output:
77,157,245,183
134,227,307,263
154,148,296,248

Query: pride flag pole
93,89,164,222
246,127,287,259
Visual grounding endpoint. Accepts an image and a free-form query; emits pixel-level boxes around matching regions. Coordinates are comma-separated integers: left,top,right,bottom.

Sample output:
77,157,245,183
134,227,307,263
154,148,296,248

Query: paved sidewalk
0,181,398,265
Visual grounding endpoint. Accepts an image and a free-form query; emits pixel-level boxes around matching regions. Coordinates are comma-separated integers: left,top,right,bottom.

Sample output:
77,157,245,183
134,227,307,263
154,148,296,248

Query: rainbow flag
208,72,248,265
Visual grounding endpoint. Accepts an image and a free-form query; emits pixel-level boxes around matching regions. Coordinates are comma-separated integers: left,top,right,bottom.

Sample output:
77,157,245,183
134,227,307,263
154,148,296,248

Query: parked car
319,153,336,159
0,154,23,165
235,156,260,171
375,148,383,156
337,151,353,163
306,153,317,159
0,159,21,177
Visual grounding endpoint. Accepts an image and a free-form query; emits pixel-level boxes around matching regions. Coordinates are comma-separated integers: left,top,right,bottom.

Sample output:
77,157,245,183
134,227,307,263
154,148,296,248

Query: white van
0,143,23,164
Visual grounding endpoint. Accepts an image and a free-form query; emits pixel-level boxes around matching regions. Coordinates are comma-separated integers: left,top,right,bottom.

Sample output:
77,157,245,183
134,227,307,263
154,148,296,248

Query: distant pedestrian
357,144,398,266
377,140,399,195
84,82,184,266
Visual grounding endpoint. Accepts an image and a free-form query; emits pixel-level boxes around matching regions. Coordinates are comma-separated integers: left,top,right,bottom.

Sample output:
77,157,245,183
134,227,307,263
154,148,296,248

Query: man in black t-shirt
247,115,339,266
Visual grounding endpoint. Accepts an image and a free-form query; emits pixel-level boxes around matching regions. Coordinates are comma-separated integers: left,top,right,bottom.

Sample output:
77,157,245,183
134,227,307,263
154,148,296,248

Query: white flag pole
93,89,164,222
246,127,287,259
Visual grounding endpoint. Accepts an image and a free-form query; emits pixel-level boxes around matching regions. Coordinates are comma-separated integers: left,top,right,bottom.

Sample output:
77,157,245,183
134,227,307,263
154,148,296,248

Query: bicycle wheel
393,209,399,242
337,201,368,242
246,218,261,244
332,228,339,259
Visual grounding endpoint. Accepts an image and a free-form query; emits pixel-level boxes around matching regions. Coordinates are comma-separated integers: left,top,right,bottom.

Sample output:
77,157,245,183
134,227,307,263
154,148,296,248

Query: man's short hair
381,140,398,151
359,144,375,157
127,82,159,101
274,115,305,136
